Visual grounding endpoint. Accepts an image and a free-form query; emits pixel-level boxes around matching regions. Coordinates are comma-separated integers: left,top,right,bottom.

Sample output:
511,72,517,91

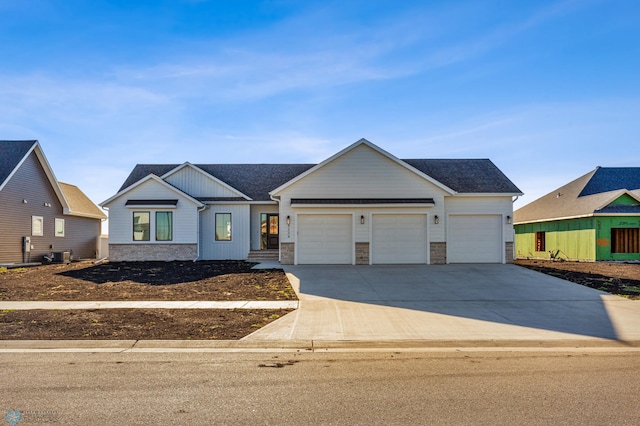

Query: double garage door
297,214,428,265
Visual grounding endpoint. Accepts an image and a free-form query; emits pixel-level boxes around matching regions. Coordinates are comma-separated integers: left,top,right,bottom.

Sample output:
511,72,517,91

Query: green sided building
514,167,640,261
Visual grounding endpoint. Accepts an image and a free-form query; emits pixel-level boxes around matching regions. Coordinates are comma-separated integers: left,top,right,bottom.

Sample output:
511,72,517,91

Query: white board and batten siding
106,178,199,245
200,204,250,260
164,165,245,198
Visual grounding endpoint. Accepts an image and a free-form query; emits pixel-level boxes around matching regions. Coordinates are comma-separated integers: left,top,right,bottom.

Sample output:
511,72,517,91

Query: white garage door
297,215,352,264
372,214,427,264
448,215,502,263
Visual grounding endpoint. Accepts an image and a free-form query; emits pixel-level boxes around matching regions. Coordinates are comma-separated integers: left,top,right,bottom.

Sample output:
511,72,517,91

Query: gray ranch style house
0,140,107,264
101,139,522,265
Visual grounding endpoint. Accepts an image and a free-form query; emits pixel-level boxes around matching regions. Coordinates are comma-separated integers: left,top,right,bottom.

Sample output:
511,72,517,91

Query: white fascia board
161,162,252,201
513,213,594,225
63,211,109,220
32,142,71,211
100,174,204,208
269,138,457,196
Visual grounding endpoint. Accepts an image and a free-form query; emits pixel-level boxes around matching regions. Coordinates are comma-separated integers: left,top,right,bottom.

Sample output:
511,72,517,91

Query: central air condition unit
52,251,71,264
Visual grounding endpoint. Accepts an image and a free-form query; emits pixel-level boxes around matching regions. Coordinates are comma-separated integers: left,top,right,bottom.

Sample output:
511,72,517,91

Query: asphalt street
2,350,639,425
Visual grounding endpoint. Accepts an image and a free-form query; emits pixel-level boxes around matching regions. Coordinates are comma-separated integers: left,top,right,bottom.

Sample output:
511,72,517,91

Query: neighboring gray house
0,140,107,264
101,139,522,264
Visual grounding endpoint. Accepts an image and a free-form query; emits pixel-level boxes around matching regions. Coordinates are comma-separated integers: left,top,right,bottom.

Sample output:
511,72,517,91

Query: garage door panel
298,215,352,264
372,214,427,264
448,215,502,263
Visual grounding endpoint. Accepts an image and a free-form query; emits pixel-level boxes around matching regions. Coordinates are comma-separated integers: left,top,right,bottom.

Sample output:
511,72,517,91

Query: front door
261,214,279,249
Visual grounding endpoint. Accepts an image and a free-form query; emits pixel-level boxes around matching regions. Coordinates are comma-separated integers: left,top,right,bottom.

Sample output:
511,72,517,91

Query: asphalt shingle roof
579,167,640,197
515,167,640,223
118,159,520,200
59,182,108,219
0,140,37,187
402,159,521,194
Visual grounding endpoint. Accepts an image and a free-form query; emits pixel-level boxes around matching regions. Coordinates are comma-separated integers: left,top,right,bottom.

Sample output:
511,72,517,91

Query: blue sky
1,0,639,209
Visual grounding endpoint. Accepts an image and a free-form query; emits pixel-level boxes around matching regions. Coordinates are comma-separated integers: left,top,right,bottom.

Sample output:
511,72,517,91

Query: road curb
1,338,639,352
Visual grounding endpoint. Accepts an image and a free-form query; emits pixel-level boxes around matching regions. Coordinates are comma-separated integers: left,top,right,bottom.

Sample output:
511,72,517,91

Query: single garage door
297,215,352,264
448,215,502,263
372,214,427,264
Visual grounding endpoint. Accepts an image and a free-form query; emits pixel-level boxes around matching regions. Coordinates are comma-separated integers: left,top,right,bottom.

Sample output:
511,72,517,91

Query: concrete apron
243,264,640,343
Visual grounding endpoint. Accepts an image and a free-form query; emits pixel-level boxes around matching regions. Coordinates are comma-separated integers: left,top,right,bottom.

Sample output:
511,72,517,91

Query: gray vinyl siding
0,152,101,263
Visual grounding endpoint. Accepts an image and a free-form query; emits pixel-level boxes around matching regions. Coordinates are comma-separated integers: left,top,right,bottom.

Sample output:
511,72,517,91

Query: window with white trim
55,218,65,237
32,216,43,236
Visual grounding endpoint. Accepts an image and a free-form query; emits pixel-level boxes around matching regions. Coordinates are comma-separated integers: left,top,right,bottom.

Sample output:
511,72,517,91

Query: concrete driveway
245,264,640,343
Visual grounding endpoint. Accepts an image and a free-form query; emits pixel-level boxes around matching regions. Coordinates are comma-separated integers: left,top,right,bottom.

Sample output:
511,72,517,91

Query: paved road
2,350,639,425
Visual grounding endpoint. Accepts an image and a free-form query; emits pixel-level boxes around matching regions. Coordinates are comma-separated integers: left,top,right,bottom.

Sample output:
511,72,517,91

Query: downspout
194,204,208,262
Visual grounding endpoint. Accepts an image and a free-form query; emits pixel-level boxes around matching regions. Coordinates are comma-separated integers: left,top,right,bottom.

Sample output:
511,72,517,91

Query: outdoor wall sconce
434,215,439,224
360,215,365,224
22,199,27,204
506,215,512,224
286,216,291,225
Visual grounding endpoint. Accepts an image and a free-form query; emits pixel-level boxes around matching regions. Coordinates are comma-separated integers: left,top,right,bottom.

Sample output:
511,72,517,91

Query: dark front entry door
261,214,279,249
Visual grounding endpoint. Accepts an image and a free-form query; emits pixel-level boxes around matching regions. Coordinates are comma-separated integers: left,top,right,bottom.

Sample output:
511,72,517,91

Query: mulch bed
514,259,640,300
0,260,296,340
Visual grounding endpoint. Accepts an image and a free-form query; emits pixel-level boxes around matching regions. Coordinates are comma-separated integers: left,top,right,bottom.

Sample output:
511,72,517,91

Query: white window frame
32,216,44,236
55,218,65,237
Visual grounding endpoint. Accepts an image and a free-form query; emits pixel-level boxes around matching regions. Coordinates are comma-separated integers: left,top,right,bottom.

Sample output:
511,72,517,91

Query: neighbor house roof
514,167,640,224
119,157,521,201
0,140,38,190
1,140,106,220
59,183,107,220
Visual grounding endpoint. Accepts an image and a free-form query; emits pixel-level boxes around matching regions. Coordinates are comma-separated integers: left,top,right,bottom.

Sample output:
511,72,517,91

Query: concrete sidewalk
0,300,298,310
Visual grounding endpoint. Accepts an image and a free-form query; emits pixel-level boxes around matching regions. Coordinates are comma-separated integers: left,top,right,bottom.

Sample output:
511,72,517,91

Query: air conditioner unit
52,251,71,264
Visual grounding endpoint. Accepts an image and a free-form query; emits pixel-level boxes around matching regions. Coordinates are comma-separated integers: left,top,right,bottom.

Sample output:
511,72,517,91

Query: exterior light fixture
434,215,439,224
286,215,291,225
22,199,27,204
506,215,512,224
360,215,365,225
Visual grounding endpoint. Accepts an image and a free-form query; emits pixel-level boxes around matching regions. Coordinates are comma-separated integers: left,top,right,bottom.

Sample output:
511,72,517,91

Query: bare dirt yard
514,259,640,300
0,261,295,340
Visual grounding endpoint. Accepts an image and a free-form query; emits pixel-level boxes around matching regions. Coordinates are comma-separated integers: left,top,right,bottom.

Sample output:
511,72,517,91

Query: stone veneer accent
355,242,370,265
505,242,514,263
430,242,446,265
280,242,295,265
109,244,197,262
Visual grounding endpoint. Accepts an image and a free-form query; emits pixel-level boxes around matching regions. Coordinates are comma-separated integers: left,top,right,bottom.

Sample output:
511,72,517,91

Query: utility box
52,251,71,264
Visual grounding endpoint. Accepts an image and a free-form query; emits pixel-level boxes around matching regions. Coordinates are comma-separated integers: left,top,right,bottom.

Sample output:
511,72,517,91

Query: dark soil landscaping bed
0,260,296,301
514,259,640,300
0,260,296,340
